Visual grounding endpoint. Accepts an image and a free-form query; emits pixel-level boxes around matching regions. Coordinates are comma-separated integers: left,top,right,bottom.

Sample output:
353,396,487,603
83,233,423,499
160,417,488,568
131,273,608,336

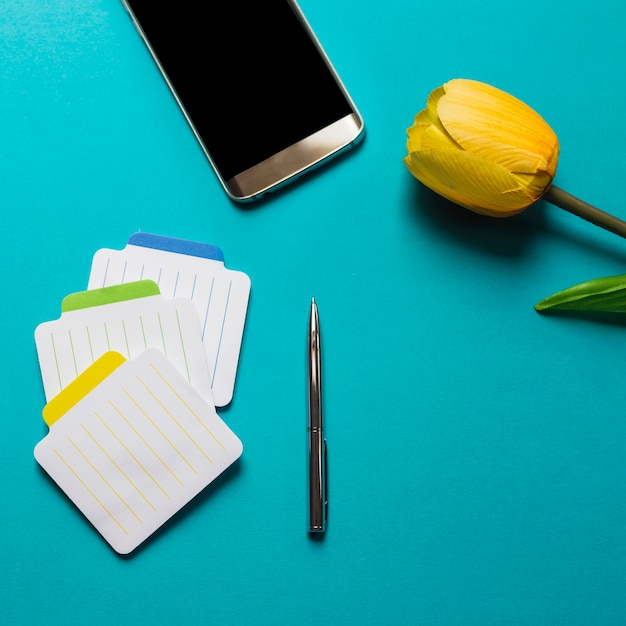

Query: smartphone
121,0,365,202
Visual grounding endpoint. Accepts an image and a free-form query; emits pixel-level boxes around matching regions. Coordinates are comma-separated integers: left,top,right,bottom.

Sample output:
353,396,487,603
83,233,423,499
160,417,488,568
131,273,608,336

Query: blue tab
128,232,224,262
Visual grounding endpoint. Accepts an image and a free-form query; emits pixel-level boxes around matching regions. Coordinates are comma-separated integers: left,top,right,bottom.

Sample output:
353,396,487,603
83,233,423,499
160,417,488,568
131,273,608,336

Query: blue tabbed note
128,232,225,262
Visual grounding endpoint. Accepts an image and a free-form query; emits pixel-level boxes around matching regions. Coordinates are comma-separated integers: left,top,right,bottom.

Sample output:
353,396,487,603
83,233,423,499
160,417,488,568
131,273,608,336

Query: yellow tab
42,352,127,427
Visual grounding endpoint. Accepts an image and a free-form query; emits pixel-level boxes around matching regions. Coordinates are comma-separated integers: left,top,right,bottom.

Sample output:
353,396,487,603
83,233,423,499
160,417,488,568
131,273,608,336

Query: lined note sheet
35,280,213,405
34,350,243,555
88,233,251,407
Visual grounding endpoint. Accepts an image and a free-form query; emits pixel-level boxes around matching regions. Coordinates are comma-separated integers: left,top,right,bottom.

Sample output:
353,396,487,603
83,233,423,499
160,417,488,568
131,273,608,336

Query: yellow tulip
404,79,560,217
405,79,626,312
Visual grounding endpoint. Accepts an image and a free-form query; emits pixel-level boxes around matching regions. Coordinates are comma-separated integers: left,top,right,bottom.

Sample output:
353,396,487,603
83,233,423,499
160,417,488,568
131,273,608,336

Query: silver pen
308,297,327,532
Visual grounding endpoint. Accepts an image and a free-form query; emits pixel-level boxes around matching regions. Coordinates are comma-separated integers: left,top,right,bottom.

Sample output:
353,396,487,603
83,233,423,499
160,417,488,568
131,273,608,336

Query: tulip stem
544,185,626,239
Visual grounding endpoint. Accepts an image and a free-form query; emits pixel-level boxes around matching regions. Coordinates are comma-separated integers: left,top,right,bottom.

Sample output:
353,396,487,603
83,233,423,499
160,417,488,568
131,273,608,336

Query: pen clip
323,438,328,528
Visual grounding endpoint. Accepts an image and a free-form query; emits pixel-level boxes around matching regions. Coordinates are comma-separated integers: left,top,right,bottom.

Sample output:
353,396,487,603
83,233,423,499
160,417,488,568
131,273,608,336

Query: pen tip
311,296,316,305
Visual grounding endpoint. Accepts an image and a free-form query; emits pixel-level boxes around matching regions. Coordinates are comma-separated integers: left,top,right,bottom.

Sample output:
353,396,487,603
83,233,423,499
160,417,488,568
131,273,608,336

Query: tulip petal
407,86,455,153
404,147,537,216
408,122,459,152
437,79,559,176
513,170,554,201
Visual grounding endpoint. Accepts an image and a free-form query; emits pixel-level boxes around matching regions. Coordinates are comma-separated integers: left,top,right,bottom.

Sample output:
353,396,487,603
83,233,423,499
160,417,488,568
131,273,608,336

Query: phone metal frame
122,0,364,202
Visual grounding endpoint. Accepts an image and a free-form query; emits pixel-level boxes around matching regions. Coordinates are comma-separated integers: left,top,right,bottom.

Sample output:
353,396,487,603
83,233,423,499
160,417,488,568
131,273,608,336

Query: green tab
61,280,161,313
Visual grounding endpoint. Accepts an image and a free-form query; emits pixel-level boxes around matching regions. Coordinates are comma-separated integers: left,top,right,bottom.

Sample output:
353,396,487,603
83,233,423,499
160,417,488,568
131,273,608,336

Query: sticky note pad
35,280,213,405
88,233,251,407
34,350,243,555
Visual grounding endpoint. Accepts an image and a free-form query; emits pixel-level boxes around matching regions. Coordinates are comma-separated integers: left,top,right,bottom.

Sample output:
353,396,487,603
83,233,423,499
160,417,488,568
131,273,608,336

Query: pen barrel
308,430,326,532
308,303,322,435
308,299,326,532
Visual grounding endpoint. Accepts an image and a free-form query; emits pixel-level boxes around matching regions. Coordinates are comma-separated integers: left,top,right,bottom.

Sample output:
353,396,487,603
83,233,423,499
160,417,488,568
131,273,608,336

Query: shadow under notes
121,460,244,559
36,458,244,560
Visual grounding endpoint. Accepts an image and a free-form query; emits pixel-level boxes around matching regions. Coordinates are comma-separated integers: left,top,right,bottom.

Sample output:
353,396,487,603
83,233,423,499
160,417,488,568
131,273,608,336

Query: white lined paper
35,288,213,406
88,235,250,406
34,350,242,555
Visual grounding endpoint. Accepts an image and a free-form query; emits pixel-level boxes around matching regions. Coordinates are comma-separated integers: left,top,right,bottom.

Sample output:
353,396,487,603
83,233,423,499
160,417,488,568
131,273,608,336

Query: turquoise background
2,0,626,624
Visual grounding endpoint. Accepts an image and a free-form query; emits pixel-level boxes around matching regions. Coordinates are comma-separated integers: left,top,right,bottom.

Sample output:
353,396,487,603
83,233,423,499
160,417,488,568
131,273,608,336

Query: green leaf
535,274,626,312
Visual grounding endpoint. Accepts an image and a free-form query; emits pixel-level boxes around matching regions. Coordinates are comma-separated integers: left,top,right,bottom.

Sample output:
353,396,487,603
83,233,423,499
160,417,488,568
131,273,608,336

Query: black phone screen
124,1,356,181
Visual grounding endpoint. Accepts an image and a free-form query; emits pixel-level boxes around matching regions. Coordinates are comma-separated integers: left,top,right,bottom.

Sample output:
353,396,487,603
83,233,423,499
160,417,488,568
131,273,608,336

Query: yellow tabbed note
34,350,243,555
